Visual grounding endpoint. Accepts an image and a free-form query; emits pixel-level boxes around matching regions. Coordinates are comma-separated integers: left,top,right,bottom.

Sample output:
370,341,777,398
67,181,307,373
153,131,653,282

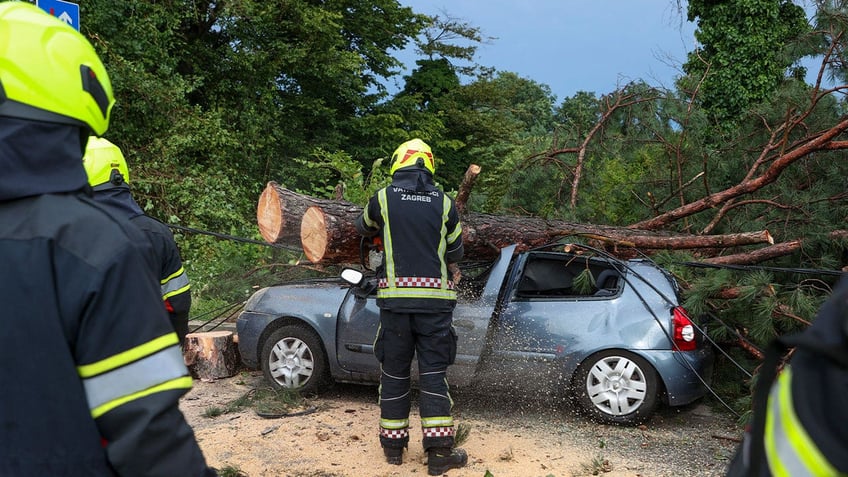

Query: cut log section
183,331,241,380
257,181,358,247
301,204,365,264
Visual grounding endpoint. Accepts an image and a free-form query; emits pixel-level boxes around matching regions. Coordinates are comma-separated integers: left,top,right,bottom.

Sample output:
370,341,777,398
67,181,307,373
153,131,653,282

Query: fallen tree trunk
257,161,781,264
293,196,776,264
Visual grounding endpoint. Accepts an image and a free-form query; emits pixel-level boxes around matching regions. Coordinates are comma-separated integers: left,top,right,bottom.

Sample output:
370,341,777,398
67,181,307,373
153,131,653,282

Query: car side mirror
341,268,364,286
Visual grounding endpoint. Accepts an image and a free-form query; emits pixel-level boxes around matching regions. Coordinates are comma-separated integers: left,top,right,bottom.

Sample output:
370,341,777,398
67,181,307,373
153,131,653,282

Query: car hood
245,279,353,316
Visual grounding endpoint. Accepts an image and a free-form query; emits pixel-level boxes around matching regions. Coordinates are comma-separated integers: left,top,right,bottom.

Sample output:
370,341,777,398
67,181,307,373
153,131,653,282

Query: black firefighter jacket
92,188,192,342
355,168,464,313
0,119,213,477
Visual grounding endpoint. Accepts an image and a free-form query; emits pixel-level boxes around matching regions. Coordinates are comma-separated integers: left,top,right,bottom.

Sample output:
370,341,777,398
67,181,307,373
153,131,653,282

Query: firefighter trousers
374,309,458,451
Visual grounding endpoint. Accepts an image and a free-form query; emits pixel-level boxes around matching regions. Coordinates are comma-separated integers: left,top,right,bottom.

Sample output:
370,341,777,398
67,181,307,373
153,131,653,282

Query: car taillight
672,306,697,351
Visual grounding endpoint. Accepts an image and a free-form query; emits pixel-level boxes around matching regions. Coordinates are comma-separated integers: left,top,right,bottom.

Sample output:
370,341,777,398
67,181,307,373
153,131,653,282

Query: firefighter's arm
165,291,191,343
355,196,381,237
161,258,191,343
75,245,214,476
444,197,464,264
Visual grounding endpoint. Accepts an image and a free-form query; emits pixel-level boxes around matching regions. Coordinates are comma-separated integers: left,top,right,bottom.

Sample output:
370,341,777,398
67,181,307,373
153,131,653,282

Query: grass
578,454,612,475
216,465,247,477
202,385,310,419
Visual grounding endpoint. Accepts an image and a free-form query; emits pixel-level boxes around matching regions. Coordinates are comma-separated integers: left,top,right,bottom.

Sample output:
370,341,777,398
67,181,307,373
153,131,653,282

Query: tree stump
183,331,241,380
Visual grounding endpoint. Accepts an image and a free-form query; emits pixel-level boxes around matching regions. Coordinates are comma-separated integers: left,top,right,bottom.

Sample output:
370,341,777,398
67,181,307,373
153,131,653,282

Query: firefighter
0,4,215,475
354,138,467,475
84,137,192,343
725,274,848,476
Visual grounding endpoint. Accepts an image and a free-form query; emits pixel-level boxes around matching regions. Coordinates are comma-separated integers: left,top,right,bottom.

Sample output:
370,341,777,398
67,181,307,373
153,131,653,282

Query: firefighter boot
383,446,403,465
427,447,468,475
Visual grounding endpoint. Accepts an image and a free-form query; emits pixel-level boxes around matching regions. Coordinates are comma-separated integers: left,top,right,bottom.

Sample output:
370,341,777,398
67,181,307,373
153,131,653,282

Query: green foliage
412,12,493,78
215,466,248,477
81,0,426,315
297,149,390,205
436,72,556,194
683,0,809,123
454,422,471,447
204,385,309,419
573,269,595,295
579,454,613,475
401,58,461,106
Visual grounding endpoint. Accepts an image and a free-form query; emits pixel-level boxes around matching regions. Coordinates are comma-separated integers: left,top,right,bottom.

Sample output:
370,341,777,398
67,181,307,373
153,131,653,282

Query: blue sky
395,1,697,101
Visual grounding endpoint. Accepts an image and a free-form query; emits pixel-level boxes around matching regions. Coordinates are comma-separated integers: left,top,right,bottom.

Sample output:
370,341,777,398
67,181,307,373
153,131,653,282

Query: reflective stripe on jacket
361,181,463,312
0,192,209,476
764,367,844,477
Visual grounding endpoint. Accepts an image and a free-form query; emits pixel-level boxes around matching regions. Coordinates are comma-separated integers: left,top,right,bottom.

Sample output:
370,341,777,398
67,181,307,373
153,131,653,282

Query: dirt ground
180,370,742,477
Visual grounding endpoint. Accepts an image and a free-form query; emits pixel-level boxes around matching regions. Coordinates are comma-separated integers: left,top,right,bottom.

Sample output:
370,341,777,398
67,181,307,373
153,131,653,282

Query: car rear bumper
646,347,715,406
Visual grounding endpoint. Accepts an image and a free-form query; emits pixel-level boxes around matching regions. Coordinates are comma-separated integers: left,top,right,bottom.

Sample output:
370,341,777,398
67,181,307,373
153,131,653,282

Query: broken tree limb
454,164,481,214
701,230,848,265
607,230,774,250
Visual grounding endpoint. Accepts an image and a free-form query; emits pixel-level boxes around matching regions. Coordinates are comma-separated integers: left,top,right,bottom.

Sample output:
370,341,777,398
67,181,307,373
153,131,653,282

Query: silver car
237,244,714,425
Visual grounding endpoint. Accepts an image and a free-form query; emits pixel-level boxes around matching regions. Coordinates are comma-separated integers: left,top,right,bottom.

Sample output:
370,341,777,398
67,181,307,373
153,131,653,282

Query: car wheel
260,324,329,395
573,349,659,425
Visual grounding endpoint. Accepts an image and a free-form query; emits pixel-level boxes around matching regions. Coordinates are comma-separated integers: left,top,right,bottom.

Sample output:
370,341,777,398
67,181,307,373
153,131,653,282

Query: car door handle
453,319,474,330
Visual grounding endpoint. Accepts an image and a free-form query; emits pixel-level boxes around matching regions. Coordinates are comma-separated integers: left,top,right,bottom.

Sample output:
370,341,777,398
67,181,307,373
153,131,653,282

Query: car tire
260,324,329,395
573,349,659,425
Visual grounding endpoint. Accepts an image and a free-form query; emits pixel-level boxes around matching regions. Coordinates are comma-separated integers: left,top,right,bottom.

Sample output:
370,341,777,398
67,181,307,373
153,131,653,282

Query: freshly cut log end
183,330,241,380
301,206,328,263
299,204,365,264
257,183,284,243
257,181,360,248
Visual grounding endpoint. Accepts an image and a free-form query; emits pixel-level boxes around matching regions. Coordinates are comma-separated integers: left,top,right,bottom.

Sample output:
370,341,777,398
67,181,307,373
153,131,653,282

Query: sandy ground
180,370,742,477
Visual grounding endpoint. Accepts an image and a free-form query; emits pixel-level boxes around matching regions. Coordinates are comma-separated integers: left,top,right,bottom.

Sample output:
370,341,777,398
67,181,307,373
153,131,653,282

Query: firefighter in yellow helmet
84,137,193,344
0,4,214,475
725,274,848,476
354,138,467,475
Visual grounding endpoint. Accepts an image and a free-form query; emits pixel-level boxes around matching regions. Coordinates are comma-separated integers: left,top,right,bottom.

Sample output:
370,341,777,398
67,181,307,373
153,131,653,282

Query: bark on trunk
292,197,776,263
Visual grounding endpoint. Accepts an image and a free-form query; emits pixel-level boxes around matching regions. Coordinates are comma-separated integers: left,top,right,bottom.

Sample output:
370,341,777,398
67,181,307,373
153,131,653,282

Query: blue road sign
36,0,80,31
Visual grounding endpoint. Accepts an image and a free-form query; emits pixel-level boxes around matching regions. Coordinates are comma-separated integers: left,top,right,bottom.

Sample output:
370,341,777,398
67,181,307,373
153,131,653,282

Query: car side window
516,255,621,299
517,256,580,297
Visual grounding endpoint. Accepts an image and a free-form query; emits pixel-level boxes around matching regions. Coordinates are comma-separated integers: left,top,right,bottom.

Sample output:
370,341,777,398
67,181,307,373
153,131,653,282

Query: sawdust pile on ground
180,371,741,477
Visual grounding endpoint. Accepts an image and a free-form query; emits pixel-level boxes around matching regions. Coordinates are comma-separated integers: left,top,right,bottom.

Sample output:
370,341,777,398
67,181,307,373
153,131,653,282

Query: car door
447,244,516,384
477,252,623,389
334,245,518,386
